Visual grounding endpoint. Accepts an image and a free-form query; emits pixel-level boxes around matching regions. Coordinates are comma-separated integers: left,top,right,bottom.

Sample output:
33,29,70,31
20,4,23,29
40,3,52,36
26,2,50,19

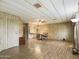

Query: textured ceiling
0,0,78,23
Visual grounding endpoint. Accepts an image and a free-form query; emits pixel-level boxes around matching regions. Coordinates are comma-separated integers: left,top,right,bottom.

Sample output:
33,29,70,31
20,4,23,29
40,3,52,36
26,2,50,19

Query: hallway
0,40,79,59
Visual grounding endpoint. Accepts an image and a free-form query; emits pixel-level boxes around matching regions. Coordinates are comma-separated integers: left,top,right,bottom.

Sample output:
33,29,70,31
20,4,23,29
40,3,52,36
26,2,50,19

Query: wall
77,21,79,49
19,19,24,37
28,23,37,39
0,11,23,51
38,22,73,41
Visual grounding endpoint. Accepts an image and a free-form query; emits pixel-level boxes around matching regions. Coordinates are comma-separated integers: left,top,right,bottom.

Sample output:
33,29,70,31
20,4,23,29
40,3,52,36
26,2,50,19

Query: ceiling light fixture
39,19,46,23
71,19,79,22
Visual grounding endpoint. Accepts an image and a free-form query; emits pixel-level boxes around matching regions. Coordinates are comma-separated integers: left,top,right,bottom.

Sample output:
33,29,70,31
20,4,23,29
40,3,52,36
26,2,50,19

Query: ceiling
0,0,78,23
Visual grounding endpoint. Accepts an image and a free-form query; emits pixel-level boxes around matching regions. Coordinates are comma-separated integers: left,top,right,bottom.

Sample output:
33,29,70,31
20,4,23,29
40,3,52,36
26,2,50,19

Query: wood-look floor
0,39,79,59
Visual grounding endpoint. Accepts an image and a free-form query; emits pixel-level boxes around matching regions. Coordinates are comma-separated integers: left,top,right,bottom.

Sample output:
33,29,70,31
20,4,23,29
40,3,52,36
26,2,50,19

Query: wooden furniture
37,34,48,40
19,37,25,45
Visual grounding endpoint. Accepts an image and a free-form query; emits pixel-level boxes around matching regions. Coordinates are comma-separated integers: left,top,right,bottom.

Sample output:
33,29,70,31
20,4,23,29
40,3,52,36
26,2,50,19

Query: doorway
19,23,28,45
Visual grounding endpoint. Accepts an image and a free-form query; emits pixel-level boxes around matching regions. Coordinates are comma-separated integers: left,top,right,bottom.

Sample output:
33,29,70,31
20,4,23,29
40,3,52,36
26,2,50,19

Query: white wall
0,12,22,51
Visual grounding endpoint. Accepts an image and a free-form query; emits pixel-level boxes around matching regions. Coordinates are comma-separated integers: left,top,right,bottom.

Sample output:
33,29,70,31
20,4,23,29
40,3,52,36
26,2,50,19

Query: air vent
34,3,41,8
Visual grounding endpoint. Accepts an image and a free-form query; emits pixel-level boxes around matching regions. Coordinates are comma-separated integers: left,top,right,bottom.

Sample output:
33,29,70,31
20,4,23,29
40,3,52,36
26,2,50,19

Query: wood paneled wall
0,11,23,51
38,22,73,41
